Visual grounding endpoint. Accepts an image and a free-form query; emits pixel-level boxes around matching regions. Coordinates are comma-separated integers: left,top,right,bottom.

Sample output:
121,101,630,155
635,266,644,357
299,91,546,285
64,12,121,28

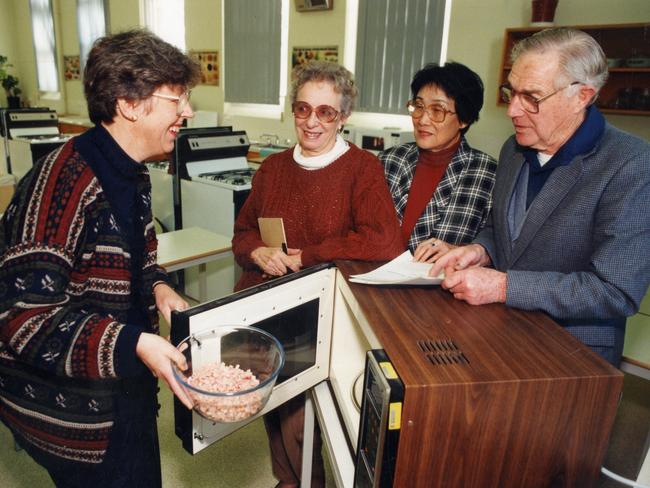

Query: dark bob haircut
84,29,201,125
410,61,484,135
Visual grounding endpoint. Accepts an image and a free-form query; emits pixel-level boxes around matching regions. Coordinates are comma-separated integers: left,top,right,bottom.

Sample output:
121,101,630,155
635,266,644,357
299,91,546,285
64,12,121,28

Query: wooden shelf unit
498,23,650,115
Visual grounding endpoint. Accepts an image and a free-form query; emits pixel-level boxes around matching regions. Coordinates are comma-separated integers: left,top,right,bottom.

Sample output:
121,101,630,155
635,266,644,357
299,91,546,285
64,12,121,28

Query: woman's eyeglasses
406,100,456,123
151,90,192,116
292,101,340,123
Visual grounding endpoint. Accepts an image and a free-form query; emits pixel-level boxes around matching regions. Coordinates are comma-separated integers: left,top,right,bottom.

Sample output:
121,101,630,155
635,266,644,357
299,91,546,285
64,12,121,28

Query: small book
258,217,288,253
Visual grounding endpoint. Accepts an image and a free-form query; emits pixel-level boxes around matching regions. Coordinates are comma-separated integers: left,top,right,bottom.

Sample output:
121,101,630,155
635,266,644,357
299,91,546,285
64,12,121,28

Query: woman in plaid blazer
380,62,497,262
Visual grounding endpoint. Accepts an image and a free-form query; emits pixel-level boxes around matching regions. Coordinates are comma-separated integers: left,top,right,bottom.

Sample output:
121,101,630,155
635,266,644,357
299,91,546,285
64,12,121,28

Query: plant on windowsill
0,55,22,109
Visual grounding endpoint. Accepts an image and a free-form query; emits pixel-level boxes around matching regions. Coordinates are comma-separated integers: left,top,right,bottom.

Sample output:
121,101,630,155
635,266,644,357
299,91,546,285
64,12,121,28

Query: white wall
0,0,18,108
1,0,648,154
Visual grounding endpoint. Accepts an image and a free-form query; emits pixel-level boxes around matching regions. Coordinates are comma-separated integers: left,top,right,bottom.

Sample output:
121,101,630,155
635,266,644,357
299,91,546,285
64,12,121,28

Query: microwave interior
171,264,335,454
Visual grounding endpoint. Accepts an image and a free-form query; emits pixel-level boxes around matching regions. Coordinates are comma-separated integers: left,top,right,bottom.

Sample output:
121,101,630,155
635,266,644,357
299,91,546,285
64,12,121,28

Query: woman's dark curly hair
84,29,201,125
410,61,484,135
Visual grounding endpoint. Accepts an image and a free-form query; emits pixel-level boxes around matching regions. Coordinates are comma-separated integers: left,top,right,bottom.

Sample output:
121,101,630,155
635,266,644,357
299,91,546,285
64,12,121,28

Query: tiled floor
0,365,646,487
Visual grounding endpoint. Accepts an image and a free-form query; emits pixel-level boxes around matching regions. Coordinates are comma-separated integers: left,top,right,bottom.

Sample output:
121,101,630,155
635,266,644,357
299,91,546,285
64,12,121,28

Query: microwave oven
171,264,335,454
353,128,414,154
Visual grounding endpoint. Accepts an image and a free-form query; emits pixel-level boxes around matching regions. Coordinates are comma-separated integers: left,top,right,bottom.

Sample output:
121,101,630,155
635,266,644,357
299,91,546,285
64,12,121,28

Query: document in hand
258,217,288,253
348,250,444,285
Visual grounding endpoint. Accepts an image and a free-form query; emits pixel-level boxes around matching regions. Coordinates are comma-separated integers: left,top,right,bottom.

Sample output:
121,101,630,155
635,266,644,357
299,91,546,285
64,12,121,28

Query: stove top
194,168,255,190
148,161,170,171
16,134,72,144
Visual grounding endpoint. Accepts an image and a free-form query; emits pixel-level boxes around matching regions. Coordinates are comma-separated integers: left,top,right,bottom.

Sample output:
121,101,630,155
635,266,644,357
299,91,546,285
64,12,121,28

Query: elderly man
430,28,650,367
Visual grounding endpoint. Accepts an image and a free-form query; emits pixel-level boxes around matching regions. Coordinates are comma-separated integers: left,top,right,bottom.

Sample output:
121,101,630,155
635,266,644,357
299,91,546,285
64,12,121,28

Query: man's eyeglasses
151,91,192,116
406,100,456,123
292,101,341,123
499,82,581,114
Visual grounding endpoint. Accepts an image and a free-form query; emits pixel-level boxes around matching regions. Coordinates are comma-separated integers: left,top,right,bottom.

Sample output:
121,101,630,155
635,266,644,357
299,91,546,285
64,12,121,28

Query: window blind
77,0,108,69
29,0,59,93
224,0,281,105
142,0,186,51
355,0,447,114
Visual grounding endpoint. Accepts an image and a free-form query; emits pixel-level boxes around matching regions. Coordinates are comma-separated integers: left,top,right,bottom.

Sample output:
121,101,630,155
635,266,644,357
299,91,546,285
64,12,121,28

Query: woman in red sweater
232,61,403,487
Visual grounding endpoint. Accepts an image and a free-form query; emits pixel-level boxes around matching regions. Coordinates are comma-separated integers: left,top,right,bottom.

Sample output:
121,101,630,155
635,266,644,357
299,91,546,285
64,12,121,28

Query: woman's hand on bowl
413,238,457,263
136,332,194,409
251,246,302,276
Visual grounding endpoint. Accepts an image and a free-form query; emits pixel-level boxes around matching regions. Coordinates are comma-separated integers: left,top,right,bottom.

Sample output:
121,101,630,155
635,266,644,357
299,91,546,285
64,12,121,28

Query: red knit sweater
233,144,404,290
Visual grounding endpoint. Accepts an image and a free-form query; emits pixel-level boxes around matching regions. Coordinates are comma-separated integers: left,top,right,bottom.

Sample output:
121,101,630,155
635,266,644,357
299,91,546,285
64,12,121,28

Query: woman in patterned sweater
0,30,199,487
233,61,403,488
380,62,497,263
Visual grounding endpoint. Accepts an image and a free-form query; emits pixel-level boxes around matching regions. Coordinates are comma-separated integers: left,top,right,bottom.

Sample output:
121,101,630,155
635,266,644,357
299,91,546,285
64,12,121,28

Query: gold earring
131,115,138,122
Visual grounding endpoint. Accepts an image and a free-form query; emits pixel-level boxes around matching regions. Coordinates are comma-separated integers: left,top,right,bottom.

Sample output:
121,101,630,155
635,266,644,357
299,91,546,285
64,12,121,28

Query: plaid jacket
380,138,497,251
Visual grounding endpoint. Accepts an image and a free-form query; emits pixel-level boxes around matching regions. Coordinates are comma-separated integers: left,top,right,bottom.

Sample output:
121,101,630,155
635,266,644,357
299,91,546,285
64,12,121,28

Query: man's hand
154,283,189,324
251,246,302,276
136,332,194,409
413,238,457,263
429,243,491,278
441,267,507,305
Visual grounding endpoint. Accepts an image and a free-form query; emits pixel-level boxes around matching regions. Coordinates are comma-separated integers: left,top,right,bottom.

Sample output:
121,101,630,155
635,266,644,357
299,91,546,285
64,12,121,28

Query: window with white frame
77,0,109,69
351,0,450,115
223,0,288,118
29,0,59,93
141,0,186,51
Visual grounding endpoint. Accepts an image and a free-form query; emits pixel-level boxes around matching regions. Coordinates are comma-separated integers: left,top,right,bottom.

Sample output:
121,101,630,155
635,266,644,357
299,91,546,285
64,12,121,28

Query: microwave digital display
361,136,385,152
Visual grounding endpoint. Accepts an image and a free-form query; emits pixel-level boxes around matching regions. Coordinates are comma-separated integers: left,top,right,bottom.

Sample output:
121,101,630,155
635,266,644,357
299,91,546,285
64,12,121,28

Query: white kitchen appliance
147,160,175,233
171,264,335,454
1,108,71,180
353,127,414,154
172,127,253,301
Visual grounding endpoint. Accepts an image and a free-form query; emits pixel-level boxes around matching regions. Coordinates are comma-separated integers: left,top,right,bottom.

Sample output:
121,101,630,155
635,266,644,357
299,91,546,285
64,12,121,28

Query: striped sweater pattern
0,139,166,466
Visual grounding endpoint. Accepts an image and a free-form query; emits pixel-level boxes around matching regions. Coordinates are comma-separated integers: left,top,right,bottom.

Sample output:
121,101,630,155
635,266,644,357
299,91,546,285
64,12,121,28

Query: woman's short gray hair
511,28,608,101
290,61,358,117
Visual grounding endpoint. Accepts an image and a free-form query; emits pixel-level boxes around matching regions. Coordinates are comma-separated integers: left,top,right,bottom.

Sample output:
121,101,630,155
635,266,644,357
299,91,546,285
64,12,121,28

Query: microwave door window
251,298,319,383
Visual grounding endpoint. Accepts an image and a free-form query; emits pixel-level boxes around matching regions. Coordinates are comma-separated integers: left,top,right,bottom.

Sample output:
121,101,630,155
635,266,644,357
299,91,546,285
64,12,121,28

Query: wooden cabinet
58,122,88,134
498,23,650,116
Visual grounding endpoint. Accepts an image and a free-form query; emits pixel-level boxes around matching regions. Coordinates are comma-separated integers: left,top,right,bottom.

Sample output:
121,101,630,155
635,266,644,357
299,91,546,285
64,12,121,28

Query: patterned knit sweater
233,143,404,290
0,136,167,467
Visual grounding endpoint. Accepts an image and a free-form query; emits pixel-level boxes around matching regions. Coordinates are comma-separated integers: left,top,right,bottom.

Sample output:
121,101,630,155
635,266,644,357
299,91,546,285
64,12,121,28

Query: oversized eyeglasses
151,90,192,116
499,82,581,114
292,101,341,123
406,100,456,123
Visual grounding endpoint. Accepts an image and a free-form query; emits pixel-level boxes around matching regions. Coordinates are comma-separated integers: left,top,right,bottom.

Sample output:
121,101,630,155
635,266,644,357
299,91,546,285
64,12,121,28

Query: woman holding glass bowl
232,60,403,488
380,62,497,264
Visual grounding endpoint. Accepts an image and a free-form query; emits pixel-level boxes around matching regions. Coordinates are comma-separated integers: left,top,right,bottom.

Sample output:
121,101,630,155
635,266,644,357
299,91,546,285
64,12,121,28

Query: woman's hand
136,332,194,409
413,238,457,263
251,246,302,276
154,283,189,324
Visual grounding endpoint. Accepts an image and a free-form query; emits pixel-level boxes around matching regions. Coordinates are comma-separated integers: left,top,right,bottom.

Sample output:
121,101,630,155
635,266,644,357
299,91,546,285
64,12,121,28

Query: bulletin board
190,50,219,86
291,46,338,68
64,55,81,81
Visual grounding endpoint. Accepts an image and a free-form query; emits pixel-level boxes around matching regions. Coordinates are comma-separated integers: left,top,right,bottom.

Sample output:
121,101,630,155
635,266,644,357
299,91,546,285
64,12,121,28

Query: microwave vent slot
417,339,469,366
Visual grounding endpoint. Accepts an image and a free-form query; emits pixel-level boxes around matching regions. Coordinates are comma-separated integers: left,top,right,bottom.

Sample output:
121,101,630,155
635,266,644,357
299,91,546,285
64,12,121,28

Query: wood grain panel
337,260,623,487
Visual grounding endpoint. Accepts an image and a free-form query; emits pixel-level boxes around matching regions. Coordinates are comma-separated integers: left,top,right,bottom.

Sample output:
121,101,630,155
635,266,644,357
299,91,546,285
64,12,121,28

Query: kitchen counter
58,115,93,135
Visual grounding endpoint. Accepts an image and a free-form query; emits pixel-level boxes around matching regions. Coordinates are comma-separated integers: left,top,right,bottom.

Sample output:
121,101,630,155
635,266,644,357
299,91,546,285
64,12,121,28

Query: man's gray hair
511,28,608,100
290,61,358,117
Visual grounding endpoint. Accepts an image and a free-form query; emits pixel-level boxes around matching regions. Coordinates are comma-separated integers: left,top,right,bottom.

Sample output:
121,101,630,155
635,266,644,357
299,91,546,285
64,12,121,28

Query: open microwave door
171,264,336,455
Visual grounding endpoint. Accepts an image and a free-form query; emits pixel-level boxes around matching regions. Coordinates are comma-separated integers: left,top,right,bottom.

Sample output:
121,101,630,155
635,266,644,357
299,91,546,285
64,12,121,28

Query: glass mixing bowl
172,325,284,423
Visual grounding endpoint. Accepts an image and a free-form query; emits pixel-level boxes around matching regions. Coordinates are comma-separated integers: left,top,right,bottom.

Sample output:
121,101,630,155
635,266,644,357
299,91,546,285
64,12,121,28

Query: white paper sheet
348,251,443,285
